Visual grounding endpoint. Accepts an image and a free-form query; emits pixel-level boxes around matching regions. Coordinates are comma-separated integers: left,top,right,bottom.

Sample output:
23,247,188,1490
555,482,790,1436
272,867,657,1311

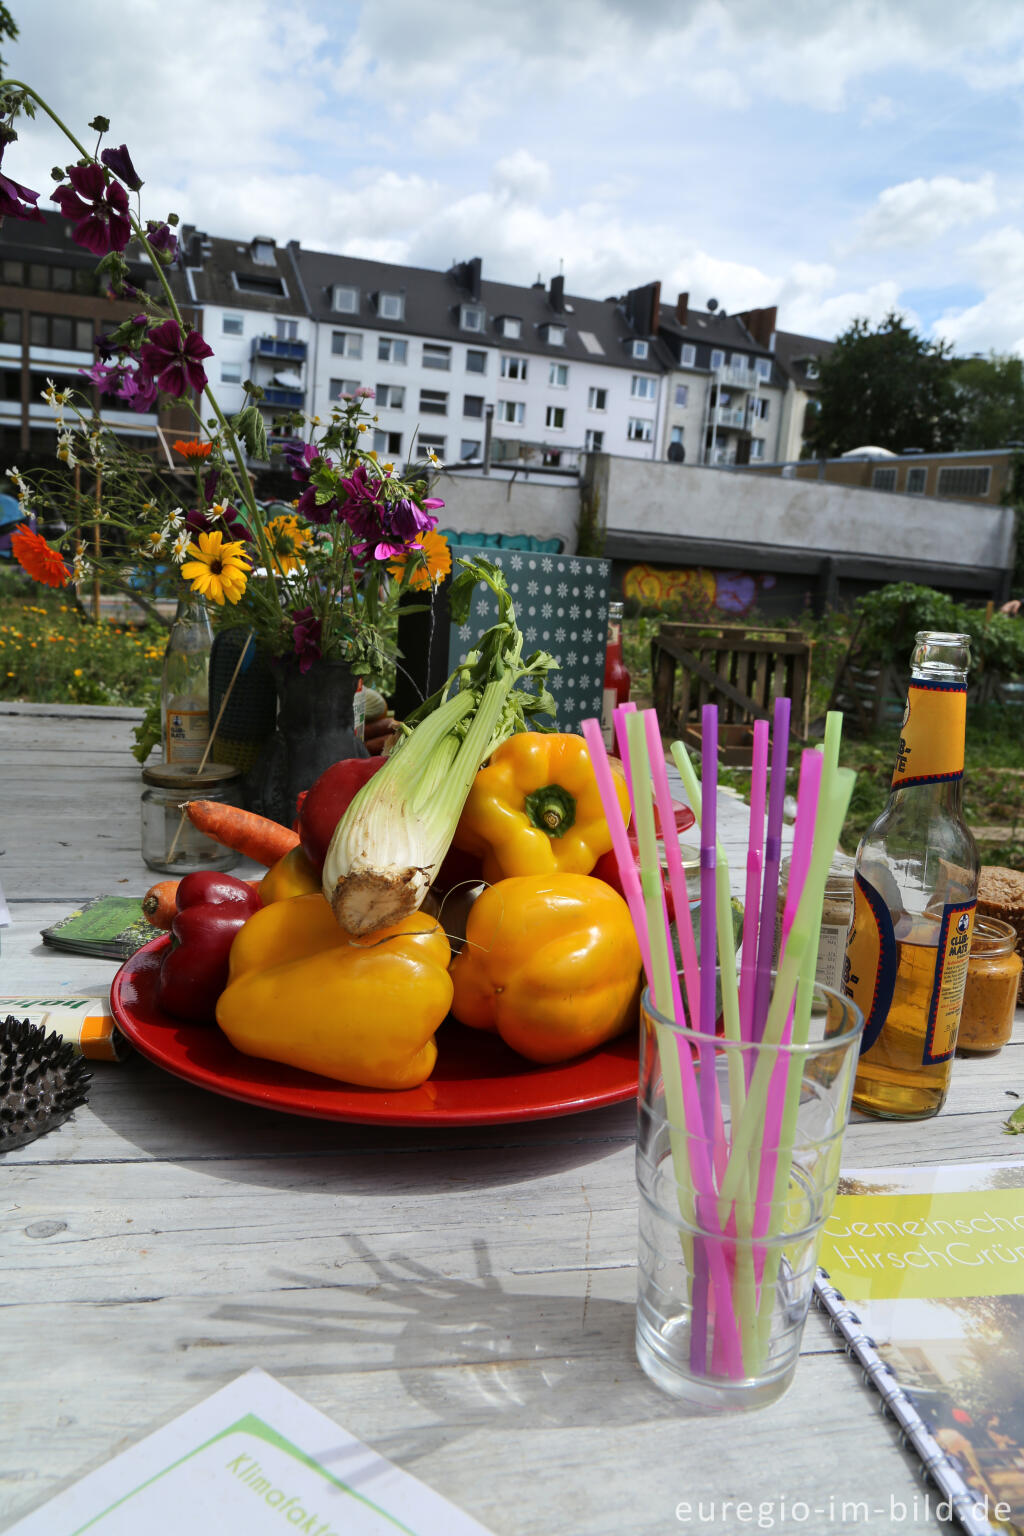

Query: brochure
40,896,153,961
817,1159,1024,1536
5,1368,495,1535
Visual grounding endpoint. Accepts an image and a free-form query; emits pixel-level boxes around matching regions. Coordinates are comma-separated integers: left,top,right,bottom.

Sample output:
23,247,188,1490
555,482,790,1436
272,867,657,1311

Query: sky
7,0,1024,353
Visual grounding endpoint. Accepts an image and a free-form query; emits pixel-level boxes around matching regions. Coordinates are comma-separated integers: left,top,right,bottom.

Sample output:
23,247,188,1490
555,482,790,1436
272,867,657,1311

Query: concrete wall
435,468,580,550
586,455,1016,581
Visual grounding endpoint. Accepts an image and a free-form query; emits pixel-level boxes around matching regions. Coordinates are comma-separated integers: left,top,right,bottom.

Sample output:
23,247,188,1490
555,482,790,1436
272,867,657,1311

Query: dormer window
631,339,649,360
332,285,359,314
251,238,275,266
500,316,522,339
378,292,405,321
805,359,820,381
544,323,566,347
460,305,485,331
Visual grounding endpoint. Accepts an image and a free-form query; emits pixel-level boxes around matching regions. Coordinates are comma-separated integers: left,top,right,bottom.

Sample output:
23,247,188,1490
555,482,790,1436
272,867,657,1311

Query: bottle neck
890,671,967,793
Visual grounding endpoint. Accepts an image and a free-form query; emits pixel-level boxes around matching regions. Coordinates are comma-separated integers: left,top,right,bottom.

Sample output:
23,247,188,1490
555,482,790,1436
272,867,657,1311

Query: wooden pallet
652,622,812,747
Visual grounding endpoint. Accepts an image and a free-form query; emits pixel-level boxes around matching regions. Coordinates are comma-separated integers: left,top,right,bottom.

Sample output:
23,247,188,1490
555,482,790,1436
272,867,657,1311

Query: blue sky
8,0,1024,351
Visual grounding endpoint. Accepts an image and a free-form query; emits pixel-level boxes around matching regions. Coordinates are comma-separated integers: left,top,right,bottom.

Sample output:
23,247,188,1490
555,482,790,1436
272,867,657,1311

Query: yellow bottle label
924,900,975,1064
843,872,898,1054
891,679,966,789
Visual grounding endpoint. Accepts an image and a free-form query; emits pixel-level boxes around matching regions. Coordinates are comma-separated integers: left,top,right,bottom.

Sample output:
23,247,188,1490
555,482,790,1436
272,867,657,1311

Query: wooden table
2,703,1022,1535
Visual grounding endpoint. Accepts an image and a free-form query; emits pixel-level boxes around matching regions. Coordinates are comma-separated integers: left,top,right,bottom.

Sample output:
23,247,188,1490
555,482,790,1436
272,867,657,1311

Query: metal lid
141,760,241,789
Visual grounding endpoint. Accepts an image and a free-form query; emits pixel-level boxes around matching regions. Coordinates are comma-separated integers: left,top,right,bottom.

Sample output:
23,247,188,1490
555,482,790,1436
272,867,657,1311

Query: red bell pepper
297,756,387,872
158,873,262,1024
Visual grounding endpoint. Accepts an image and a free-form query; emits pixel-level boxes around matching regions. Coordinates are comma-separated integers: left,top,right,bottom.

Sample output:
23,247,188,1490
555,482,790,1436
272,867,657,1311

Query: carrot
142,879,179,929
183,800,301,866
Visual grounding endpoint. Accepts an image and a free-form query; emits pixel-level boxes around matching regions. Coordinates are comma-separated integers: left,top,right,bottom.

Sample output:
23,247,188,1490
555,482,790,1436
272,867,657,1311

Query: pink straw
752,696,790,1044
612,700,638,806
643,708,700,1025
739,718,769,1051
581,717,652,986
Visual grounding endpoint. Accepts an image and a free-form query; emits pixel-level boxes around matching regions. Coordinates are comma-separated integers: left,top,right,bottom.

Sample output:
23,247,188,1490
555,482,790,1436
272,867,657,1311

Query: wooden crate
652,622,812,743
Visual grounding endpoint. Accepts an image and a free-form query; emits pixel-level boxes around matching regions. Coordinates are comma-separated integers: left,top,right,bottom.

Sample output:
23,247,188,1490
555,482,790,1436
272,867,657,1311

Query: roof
289,245,666,371
772,328,834,387
180,230,306,317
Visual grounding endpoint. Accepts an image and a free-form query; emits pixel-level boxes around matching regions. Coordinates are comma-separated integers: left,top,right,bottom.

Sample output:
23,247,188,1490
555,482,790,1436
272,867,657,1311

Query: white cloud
933,228,1024,355
490,151,553,205
858,174,1000,249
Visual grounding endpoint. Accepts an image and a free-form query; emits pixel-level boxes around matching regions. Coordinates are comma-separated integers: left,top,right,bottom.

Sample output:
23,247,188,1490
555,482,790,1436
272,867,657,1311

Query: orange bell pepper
449,873,642,1063
258,843,321,903
452,732,631,881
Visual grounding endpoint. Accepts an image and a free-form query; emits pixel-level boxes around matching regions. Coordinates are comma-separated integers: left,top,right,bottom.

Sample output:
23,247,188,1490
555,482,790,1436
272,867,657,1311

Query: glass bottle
843,632,979,1120
161,593,212,766
601,600,631,749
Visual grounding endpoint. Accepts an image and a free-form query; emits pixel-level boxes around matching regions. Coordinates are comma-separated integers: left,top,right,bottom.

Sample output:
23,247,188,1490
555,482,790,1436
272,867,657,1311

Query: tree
950,353,1024,450
0,6,16,77
806,311,960,458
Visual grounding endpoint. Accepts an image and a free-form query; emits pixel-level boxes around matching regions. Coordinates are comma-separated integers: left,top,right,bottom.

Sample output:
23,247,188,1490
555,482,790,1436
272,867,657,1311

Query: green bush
854,582,1024,678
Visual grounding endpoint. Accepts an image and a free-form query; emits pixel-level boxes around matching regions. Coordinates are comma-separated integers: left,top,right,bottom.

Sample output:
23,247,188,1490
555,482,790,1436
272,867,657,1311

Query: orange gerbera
388,529,451,591
173,438,213,460
11,526,70,588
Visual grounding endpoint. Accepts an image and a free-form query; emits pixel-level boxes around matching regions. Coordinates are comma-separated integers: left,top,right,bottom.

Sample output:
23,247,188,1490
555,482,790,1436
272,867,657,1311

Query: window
28,263,49,289
627,417,653,442
234,272,285,297
711,349,725,369
417,433,445,457
275,319,298,341
631,339,649,360
750,396,769,420
375,384,405,409
29,314,93,351
500,316,521,339
51,267,72,292
460,438,482,460
222,314,244,336
461,305,485,331
0,310,20,344
378,292,404,320
330,378,361,399
906,466,927,495
631,375,657,400
674,383,689,408
755,358,772,381
331,330,363,359
221,363,242,383
419,388,448,415
498,400,524,424
937,465,991,498
872,466,897,492
378,336,408,364
373,429,403,457
750,438,765,460
549,363,569,387
252,239,275,265
544,324,566,346
670,426,684,446
588,386,607,411
422,343,451,370
332,285,359,314
585,429,604,451
545,405,566,430
466,348,487,373
2,260,23,284
805,360,820,381
579,330,604,355
463,394,484,418
681,343,696,367
501,354,528,381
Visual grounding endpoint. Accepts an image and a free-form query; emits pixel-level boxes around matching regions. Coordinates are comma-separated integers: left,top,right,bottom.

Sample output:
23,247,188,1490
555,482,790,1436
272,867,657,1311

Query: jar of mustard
957,915,1022,1053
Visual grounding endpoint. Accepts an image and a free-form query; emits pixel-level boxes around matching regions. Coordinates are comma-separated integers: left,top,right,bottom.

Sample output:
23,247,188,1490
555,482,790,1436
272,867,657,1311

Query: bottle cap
141,761,241,790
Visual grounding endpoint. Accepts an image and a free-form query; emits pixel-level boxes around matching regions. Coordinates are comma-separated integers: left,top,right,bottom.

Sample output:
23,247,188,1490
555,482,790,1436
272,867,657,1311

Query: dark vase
246,657,368,827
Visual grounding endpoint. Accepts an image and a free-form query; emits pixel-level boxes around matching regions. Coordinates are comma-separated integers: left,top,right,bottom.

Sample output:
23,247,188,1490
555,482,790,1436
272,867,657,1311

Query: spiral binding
813,1267,997,1536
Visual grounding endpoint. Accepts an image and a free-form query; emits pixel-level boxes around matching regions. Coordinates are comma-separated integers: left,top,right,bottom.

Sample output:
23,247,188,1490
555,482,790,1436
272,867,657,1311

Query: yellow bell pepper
217,891,452,1089
258,843,321,903
453,731,631,881
449,874,642,1063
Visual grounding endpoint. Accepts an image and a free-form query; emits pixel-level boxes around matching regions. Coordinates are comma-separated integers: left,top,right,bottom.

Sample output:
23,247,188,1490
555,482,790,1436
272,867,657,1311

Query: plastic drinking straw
751,696,791,1045
643,709,700,1027
587,714,744,1376
739,719,770,1051
613,700,637,806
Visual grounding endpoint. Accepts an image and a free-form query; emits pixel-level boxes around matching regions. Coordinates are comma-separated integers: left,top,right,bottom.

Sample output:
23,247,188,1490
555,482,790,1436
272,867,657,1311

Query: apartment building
657,294,783,465
0,211,194,467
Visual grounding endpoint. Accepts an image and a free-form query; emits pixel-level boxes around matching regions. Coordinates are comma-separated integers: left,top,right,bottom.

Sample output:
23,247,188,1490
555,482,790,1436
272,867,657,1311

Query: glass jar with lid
956,914,1022,1053
775,850,855,995
141,762,242,875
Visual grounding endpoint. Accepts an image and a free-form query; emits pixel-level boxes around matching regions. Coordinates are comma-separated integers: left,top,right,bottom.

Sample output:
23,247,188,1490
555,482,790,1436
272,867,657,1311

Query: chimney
624,280,661,335
675,291,689,326
466,255,482,299
739,305,777,350
549,273,565,312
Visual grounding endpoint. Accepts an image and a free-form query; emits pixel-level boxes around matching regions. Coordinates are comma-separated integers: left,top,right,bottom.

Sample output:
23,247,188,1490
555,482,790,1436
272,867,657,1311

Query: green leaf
1004,1103,1024,1136
230,405,269,462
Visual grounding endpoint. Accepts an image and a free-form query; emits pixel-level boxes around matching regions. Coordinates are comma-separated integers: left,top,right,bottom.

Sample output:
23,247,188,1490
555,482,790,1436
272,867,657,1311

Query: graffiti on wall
624,563,776,617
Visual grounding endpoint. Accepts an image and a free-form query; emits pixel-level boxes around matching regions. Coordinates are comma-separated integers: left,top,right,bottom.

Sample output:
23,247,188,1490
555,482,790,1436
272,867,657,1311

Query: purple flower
146,220,178,259
186,503,253,543
0,151,44,224
100,143,143,192
52,163,132,256
284,440,321,482
139,318,214,397
389,496,437,542
291,606,322,674
117,364,159,413
295,483,339,524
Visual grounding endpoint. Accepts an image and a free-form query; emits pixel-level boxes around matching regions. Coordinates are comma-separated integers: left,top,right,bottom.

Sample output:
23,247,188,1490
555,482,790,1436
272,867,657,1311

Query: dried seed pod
0,1015,92,1153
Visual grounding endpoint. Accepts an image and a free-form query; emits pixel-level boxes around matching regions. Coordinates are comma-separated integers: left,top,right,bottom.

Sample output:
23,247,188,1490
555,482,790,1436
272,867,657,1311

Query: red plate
110,936,640,1127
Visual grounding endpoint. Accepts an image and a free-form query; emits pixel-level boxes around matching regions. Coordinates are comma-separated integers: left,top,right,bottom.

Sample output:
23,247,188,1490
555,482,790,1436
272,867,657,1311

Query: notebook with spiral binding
816,1160,1024,1536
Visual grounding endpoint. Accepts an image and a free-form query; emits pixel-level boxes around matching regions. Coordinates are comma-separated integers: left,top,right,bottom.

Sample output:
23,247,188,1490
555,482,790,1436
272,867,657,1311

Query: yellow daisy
180,530,252,606
266,514,311,575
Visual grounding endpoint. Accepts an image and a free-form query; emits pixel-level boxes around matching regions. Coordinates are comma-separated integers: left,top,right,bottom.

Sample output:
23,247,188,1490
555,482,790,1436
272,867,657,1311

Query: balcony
251,336,307,363
712,405,747,429
261,385,305,408
715,363,756,388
